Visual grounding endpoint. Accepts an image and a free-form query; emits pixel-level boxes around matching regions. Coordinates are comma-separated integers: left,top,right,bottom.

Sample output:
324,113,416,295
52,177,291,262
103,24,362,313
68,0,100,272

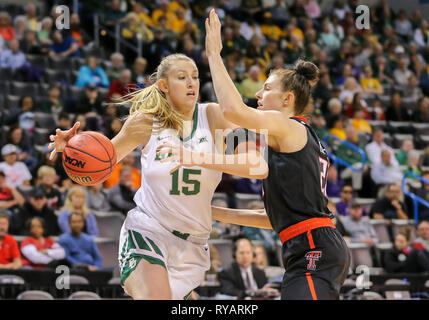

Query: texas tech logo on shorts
305,251,322,271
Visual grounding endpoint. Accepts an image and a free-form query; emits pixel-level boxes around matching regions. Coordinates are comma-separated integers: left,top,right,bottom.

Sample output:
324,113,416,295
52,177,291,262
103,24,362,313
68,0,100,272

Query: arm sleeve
57,210,70,234
58,237,79,265
86,213,99,237
21,244,53,264
46,243,66,260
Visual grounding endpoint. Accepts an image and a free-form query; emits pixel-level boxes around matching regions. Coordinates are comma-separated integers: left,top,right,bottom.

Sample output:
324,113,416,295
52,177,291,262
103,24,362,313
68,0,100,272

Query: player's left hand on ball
156,143,193,172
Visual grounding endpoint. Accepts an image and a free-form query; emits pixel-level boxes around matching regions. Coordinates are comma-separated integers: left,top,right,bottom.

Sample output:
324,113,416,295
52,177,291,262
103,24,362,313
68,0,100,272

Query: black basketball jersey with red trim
262,116,333,233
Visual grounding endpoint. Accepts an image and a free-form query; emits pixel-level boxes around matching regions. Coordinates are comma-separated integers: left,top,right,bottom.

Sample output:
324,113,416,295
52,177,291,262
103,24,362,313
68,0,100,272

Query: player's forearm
208,55,249,124
192,151,268,179
211,206,273,229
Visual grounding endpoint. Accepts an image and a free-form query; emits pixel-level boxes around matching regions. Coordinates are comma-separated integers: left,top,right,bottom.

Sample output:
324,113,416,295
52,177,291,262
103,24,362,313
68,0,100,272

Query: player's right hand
48,122,80,160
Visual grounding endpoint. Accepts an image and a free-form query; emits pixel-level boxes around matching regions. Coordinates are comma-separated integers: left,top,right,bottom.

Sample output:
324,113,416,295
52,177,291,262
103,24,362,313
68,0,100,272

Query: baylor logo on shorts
129,257,136,269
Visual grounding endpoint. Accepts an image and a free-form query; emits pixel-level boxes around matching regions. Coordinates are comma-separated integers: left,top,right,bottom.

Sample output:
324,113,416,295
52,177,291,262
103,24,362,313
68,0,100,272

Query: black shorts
280,225,351,300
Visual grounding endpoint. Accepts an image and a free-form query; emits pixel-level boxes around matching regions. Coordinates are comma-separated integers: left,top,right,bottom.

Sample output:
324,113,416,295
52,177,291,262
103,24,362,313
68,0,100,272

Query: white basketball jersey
133,103,222,239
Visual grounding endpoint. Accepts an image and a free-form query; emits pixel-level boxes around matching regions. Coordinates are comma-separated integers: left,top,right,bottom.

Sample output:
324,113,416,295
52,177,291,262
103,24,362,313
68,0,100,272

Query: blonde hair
119,53,196,133
62,186,89,218
254,244,268,269
37,165,56,178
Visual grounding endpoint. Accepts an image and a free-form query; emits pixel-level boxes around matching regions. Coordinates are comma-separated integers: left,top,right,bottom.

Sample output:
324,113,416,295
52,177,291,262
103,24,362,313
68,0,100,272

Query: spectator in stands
345,92,369,120
335,185,354,216
0,12,15,41
328,114,347,140
415,171,429,220
218,237,276,299
0,38,25,70
11,186,60,236
370,183,409,220
319,21,341,51
409,220,429,271
268,0,289,26
393,58,414,87
328,201,351,242
106,52,126,82
243,201,279,266
396,139,414,166
350,107,372,135
240,65,264,101
121,12,154,43
75,56,110,88
69,13,91,48
394,9,413,42
5,95,36,133
253,244,269,271
360,64,384,95
24,3,38,32
107,166,137,215
6,126,37,171
365,128,398,166
0,213,22,269
32,143,69,188
0,170,24,216
404,74,424,101
385,92,410,122
0,144,32,188
74,83,104,116
236,178,262,195
405,150,422,177
106,69,135,102
21,30,46,55
180,37,201,65
37,17,53,47
413,19,429,48
49,31,80,58
131,57,149,85
383,228,413,273
326,165,344,198
58,212,102,271
39,85,65,116
58,186,99,237
103,0,127,26
371,149,404,186
373,55,394,86
20,217,66,269
36,166,63,211
412,96,429,123
106,117,123,140
104,153,141,190
341,201,378,246
325,98,343,128
310,108,328,140
86,184,111,212
13,15,27,42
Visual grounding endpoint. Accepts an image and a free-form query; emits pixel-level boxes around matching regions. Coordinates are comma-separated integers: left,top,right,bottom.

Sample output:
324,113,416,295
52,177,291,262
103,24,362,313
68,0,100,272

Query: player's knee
132,289,171,300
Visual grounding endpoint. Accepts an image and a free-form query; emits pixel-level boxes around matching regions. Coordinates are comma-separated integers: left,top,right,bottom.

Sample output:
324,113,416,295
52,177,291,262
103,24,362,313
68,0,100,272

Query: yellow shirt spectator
351,118,372,134
329,128,347,140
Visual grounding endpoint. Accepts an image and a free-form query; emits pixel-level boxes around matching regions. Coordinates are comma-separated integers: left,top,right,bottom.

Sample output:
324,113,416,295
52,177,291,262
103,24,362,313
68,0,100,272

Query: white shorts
118,208,210,300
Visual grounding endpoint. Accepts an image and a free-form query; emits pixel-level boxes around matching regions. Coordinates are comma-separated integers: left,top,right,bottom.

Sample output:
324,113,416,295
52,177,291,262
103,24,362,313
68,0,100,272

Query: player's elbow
249,161,268,179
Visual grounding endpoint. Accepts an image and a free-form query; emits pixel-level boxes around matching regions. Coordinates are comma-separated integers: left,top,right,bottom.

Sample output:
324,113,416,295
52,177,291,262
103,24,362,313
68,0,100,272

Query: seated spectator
36,166,63,211
370,150,404,186
75,56,110,88
49,31,80,58
0,144,32,188
6,125,37,171
106,52,126,82
0,170,24,216
240,65,264,101
370,183,409,220
253,244,269,271
180,37,201,65
218,237,277,299
0,213,22,269
359,64,384,95
104,153,141,190
325,98,343,128
13,16,26,41
341,201,378,247
415,171,429,220
121,12,154,43
131,57,149,85
86,184,111,212
69,13,91,48
236,178,262,195
404,150,422,177
0,39,38,81
310,109,328,140
335,184,365,217
403,74,424,101
394,9,413,42
58,212,102,271
5,95,36,133
328,201,350,242
413,19,429,48
365,128,398,166
385,92,410,122
106,69,135,102
345,92,369,120
328,115,347,140
20,217,66,269
58,186,99,237
37,17,53,46
268,0,289,26
393,58,414,87
0,11,15,41
107,166,137,215
21,30,46,55
383,228,413,273
409,220,429,272
396,139,414,166
11,186,60,236
319,21,341,51
350,107,372,135
326,165,344,198
74,83,104,116
412,96,429,123
38,85,65,116
105,117,123,140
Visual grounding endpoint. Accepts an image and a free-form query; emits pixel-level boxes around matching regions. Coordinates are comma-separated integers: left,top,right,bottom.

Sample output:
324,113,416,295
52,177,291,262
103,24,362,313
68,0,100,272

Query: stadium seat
96,238,119,268
34,112,57,131
209,239,234,268
44,69,71,85
5,94,20,111
49,56,73,70
17,290,54,300
393,133,414,148
348,242,373,270
93,211,124,240
383,279,411,300
412,123,429,135
369,219,391,243
0,275,25,284
391,220,416,243
68,275,90,285
25,54,49,69
33,127,50,145
38,83,51,97
68,291,101,300
68,85,85,99
108,277,121,285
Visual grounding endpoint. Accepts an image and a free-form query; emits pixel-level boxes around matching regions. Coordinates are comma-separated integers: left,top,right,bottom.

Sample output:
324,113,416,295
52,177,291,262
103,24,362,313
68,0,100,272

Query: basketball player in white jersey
48,53,268,300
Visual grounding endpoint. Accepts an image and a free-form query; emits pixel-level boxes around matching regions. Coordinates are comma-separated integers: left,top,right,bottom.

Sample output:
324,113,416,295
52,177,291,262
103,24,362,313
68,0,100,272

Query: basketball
62,131,117,186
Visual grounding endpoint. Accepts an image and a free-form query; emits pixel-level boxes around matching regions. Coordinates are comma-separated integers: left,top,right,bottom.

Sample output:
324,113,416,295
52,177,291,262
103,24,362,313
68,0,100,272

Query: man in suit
218,237,275,299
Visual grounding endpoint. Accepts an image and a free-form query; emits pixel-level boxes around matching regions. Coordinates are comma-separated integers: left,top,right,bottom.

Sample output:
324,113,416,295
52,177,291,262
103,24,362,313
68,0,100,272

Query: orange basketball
62,131,117,186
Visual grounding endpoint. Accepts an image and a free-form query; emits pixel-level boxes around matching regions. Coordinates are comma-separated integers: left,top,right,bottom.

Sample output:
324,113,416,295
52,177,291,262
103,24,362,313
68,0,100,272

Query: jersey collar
290,116,308,124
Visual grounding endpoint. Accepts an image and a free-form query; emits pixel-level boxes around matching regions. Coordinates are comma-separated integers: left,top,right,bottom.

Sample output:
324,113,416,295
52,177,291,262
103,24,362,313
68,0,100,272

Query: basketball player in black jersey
207,10,351,300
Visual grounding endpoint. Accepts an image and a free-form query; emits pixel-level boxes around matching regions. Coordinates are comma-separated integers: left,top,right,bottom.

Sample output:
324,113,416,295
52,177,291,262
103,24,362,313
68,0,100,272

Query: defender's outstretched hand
205,9,222,58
